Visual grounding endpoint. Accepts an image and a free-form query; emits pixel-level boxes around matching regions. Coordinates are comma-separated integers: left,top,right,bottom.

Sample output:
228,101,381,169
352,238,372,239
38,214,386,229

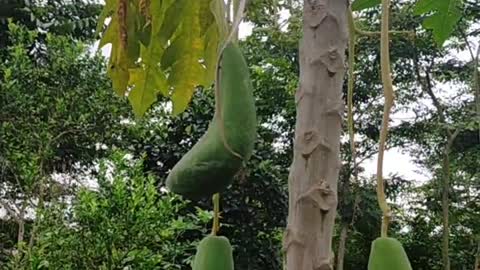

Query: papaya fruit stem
377,0,393,237
212,193,220,235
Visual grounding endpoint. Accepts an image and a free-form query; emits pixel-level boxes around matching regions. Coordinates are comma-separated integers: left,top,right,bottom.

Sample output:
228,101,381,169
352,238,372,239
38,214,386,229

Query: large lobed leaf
414,0,463,46
96,0,228,117
351,0,461,47
351,0,381,11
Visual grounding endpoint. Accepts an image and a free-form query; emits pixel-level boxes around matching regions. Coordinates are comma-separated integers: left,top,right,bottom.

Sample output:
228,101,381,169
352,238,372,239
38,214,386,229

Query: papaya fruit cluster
368,237,412,270
166,41,257,201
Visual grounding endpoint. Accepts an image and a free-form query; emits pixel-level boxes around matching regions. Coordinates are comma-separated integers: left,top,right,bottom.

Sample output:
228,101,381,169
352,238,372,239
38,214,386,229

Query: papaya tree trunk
336,224,349,270
283,1,347,269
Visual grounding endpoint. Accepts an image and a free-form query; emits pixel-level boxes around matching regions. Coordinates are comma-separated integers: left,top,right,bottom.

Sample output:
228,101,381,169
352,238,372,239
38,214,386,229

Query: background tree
1,0,479,269
0,22,132,260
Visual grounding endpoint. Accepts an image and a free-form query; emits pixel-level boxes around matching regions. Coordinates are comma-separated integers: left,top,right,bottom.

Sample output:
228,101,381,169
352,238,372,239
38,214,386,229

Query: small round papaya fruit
192,235,234,270
166,42,256,200
368,237,412,270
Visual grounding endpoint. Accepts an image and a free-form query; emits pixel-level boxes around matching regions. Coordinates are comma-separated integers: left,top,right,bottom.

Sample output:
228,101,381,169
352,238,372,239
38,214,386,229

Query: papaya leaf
100,1,141,96
108,58,130,96
210,0,228,41
351,0,381,11
161,36,182,69
124,1,141,66
413,0,437,14
167,1,205,115
414,0,462,46
200,0,228,86
199,0,215,36
101,18,129,96
98,0,223,117
129,32,168,116
98,12,118,49
202,24,220,86
128,66,168,117
158,0,187,45
95,0,116,38
150,0,170,35
138,23,152,47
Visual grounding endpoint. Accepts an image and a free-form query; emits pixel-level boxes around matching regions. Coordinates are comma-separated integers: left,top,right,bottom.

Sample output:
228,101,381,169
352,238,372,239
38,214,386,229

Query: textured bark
474,239,480,270
17,220,25,244
283,1,347,269
441,150,451,270
336,224,348,270
441,130,459,270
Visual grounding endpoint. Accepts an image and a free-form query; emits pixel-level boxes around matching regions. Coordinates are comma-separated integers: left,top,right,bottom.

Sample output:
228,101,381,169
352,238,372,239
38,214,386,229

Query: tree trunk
441,131,459,270
474,239,480,270
283,1,347,269
441,149,451,270
336,224,349,270
17,220,25,244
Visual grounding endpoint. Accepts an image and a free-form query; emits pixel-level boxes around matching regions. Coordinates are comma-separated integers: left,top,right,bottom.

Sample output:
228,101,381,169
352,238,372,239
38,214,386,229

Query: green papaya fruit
166,42,256,200
192,235,234,270
368,237,412,270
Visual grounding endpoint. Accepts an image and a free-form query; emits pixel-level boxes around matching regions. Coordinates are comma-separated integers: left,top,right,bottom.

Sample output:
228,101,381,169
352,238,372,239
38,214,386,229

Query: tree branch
459,29,475,61
412,47,453,138
0,200,20,222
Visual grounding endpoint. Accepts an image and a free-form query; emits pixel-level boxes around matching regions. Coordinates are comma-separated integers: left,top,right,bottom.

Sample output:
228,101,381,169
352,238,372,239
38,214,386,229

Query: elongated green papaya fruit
192,235,234,270
368,237,412,270
166,42,256,200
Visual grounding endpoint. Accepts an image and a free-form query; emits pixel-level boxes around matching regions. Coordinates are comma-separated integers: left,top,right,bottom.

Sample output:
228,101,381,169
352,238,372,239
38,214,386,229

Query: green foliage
351,0,381,11
1,1,479,270
0,22,130,194
351,0,462,47
127,89,288,269
97,0,229,116
0,0,101,51
5,152,211,270
413,0,463,46
0,22,137,263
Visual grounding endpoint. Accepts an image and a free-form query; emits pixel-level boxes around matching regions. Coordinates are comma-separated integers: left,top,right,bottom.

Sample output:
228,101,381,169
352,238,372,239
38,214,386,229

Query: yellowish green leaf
151,0,173,34
158,0,187,45
107,47,130,96
167,1,205,114
170,58,204,115
97,0,225,117
199,0,215,35
95,0,116,37
210,0,228,41
98,13,119,49
128,66,168,117
202,24,220,86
